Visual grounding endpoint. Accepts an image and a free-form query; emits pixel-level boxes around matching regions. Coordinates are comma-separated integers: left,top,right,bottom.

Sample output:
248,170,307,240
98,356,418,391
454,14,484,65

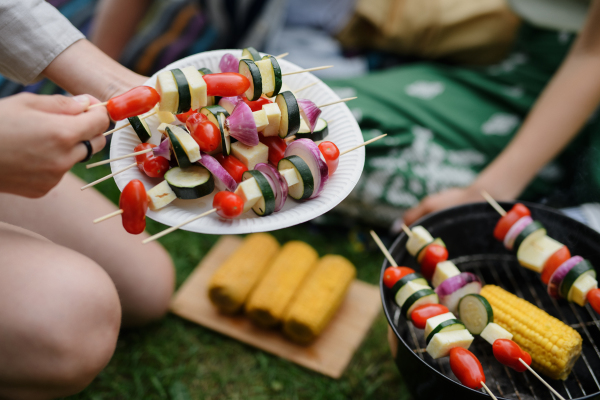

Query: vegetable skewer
93,180,148,234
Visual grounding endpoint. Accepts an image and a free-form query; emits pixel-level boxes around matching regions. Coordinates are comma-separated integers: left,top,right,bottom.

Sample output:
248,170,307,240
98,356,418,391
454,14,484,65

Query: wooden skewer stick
281,65,333,76
142,208,218,244
401,224,413,237
293,82,317,95
93,209,123,224
86,148,152,169
339,133,387,156
480,189,506,216
369,230,398,267
274,52,289,59
80,163,137,191
480,382,498,400
88,101,108,110
284,135,296,143
518,359,566,400
103,110,158,136
318,97,357,109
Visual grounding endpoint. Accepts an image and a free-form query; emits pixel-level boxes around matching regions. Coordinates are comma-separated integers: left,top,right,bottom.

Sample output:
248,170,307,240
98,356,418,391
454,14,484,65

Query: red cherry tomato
214,154,248,183
106,86,160,121
410,304,449,329
449,347,485,390
493,339,531,373
213,191,244,219
587,288,600,314
143,156,170,178
420,244,448,281
259,135,287,166
203,73,250,97
187,113,221,152
540,246,571,284
134,143,156,173
493,203,531,242
243,96,272,112
382,266,415,289
318,141,340,175
119,179,148,235
176,109,196,123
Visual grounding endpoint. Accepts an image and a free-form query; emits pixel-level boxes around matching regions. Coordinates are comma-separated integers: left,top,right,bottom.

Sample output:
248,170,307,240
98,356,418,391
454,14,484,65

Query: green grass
65,149,410,400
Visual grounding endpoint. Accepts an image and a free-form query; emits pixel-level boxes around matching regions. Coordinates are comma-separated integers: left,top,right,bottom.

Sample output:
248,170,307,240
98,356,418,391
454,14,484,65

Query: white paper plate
110,49,364,234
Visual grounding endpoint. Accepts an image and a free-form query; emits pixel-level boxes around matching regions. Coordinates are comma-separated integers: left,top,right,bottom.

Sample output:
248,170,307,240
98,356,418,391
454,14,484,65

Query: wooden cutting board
170,236,381,379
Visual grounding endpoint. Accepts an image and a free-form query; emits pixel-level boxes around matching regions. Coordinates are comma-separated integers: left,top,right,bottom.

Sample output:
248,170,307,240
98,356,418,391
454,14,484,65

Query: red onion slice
297,99,322,133
198,152,237,192
219,53,239,73
284,139,329,199
255,163,288,212
152,138,171,160
503,216,533,250
435,272,482,313
218,96,243,115
226,102,259,146
548,256,583,299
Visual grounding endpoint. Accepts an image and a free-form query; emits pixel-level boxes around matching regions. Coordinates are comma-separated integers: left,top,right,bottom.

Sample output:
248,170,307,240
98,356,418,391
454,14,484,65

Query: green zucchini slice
166,126,192,168
401,289,438,318
128,115,152,143
198,67,213,75
239,59,262,101
164,166,214,199
561,259,596,300
171,68,191,114
242,170,275,216
458,294,493,335
241,47,261,61
278,156,313,200
275,91,301,138
390,273,428,296
513,221,546,252
426,319,466,344
261,55,282,98
296,118,329,141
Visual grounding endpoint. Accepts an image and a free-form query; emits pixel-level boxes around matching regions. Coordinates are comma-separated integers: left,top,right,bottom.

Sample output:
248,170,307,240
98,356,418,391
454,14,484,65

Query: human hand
0,93,110,198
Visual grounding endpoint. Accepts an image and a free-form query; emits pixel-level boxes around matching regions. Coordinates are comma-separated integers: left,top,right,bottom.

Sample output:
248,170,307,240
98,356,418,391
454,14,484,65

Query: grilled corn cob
480,285,582,380
283,255,356,344
245,241,319,328
208,233,280,314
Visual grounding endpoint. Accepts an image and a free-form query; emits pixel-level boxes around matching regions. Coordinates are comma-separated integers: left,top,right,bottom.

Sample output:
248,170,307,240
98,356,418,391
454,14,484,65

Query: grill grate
391,254,600,400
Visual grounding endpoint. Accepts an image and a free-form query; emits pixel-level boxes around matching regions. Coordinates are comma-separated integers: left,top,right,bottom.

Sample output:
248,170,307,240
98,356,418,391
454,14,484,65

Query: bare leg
0,222,121,400
0,173,175,327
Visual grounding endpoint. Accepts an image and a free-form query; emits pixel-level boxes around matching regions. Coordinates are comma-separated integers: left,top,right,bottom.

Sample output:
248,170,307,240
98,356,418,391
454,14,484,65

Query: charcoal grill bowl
381,202,600,400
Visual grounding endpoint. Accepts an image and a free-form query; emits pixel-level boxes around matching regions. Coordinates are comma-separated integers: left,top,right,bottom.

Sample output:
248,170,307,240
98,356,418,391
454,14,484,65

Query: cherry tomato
106,86,160,121
134,143,156,173
587,288,600,314
410,304,449,329
449,347,485,390
214,154,248,183
420,244,448,281
260,135,287,165
493,339,531,372
493,203,531,242
143,155,170,178
204,73,250,97
318,141,340,175
176,108,196,123
213,191,244,219
540,246,571,284
119,179,148,235
243,96,272,112
187,113,221,152
382,266,415,289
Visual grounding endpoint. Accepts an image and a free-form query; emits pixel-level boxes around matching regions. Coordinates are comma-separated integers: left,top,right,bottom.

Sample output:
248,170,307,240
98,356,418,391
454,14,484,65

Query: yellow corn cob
208,233,280,314
283,255,356,344
245,241,319,328
480,285,582,380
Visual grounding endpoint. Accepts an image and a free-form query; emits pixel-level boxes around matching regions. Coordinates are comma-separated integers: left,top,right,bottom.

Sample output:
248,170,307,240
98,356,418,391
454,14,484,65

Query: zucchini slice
390,273,428,296
242,170,275,216
426,319,465,344
513,221,546,253
239,59,262,101
458,294,493,335
164,166,214,199
401,288,438,318
128,115,152,143
198,67,213,75
296,118,329,141
171,68,191,114
200,105,231,155
180,66,207,111
275,91,301,138
424,312,455,338
561,259,596,300
278,156,313,200
260,55,282,97
165,125,200,168
241,47,261,61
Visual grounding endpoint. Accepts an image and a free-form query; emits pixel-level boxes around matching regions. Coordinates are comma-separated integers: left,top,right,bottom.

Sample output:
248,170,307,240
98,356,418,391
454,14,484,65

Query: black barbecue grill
381,202,600,400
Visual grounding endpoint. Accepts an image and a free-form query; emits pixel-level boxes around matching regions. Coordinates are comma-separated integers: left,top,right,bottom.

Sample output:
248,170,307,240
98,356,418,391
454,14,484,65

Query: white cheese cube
394,280,430,309
147,180,177,211
424,312,456,338
280,168,299,187
234,178,262,213
517,235,564,273
156,70,179,113
432,261,461,288
406,226,434,256
253,110,269,132
231,141,268,170
180,66,207,111
480,322,513,345
157,111,176,124
255,59,275,95
426,329,474,359
167,125,201,163
571,275,598,306
262,103,281,137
